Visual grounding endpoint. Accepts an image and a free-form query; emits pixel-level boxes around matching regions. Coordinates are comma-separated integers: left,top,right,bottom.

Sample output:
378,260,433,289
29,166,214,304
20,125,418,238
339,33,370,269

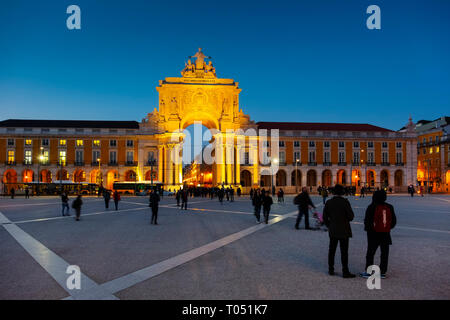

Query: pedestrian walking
113,190,121,210
237,187,241,197
262,191,273,224
249,188,254,201
277,188,284,203
360,187,365,198
149,189,161,224
359,190,397,279
10,188,15,199
322,184,356,278
103,190,111,209
61,192,70,216
294,187,315,230
25,187,30,199
252,189,262,223
181,189,188,210
230,188,234,202
176,189,181,207
72,195,83,221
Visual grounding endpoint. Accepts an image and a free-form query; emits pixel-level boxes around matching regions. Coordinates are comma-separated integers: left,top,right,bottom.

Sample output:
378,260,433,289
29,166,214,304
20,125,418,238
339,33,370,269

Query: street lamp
295,158,300,193
97,158,102,187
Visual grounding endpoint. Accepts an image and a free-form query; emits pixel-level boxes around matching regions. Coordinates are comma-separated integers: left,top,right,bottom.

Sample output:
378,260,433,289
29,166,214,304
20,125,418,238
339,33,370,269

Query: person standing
10,188,15,199
322,184,356,278
113,190,121,210
149,189,161,224
360,190,397,279
103,190,111,209
321,187,328,205
25,187,30,199
72,195,83,221
262,191,273,224
230,188,234,202
294,187,315,230
218,188,224,205
181,189,188,210
360,187,365,198
252,189,262,223
237,187,241,197
61,192,70,216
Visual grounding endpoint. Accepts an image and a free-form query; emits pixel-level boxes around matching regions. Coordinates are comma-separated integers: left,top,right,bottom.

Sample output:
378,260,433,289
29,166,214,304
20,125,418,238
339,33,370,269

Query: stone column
225,144,233,185
235,145,241,185
165,145,174,187
158,145,164,183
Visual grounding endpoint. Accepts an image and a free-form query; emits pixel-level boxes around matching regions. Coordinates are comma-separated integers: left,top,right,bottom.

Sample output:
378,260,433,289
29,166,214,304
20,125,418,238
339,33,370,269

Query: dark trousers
295,208,310,229
328,237,350,273
181,201,187,210
114,200,119,210
254,205,261,222
62,203,70,215
75,208,81,220
151,207,158,224
365,233,390,274
263,207,270,223
105,199,109,209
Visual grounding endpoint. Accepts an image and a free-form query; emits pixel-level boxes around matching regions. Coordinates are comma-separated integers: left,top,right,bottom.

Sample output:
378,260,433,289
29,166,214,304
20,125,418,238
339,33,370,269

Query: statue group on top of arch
182,48,216,78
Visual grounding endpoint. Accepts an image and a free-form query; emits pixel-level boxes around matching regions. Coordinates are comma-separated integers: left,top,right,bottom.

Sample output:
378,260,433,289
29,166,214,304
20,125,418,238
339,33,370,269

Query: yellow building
414,117,450,193
0,49,419,194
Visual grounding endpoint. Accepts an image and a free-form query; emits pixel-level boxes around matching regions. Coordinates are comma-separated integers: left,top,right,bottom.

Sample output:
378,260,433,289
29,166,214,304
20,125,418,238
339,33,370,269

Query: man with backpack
360,190,397,279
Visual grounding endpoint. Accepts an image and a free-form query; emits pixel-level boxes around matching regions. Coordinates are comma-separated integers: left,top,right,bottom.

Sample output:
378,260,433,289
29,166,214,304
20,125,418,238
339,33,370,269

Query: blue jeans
62,203,70,215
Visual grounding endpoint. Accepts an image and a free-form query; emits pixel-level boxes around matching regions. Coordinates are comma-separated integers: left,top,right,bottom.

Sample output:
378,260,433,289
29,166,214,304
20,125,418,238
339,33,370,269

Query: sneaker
343,272,356,278
359,272,371,279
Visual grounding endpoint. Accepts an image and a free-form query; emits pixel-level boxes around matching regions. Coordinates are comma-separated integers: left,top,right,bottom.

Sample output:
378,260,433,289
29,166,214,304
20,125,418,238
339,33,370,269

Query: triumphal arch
141,48,259,189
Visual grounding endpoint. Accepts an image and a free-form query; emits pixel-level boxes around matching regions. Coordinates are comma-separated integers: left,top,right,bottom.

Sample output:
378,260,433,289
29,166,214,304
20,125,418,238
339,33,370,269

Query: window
126,151,134,163
7,139,14,146
396,152,403,164
59,150,67,166
244,152,249,165
279,151,285,163
110,140,117,147
24,150,32,164
294,141,300,148
368,152,374,163
435,136,440,143
93,140,100,147
309,141,315,148
126,140,134,147
382,142,388,148
429,148,433,154
353,152,360,164
353,141,359,148
294,151,300,162
422,148,426,154
147,151,155,162
382,152,388,163
338,151,345,163
436,146,440,153
42,139,49,146
110,151,117,164
422,138,426,144
324,151,330,163
339,141,345,148
324,141,330,148
367,141,374,148
75,150,84,163
396,142,402,148
41,150,49,164
25,139,32,146
8,150,15,163
59,139,66,146
93,150,100,163
279,141,285,147
76,140,84,147
308,151,316,162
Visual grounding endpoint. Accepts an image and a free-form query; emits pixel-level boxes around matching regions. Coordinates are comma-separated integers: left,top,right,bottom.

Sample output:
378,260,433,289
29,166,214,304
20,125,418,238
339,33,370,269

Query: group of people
292,184,397,279
250,188,274,224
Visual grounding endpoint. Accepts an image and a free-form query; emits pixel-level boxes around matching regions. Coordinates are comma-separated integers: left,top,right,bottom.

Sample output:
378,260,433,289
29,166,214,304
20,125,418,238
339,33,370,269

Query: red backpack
373,204,392,232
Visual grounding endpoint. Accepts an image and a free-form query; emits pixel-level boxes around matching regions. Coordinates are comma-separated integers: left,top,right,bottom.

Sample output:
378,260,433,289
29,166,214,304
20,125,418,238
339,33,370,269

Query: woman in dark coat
72,195,83,221
360,190,397,278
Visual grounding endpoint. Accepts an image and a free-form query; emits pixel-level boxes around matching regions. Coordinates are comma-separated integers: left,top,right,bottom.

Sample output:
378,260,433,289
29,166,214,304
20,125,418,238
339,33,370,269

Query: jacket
294,192,315,211
322,196,354,238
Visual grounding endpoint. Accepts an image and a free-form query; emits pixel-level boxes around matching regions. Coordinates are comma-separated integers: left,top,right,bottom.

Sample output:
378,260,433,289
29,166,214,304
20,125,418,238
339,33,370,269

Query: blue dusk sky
0,0,449,131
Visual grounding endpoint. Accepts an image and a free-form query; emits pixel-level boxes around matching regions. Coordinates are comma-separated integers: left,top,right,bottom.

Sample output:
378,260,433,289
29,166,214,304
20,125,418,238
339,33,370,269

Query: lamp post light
38,155,44,196
295,158,300,194
97,158,102,187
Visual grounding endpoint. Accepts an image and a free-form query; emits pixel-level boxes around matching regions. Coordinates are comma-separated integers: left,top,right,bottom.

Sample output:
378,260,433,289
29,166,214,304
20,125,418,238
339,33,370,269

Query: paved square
0,194,449,300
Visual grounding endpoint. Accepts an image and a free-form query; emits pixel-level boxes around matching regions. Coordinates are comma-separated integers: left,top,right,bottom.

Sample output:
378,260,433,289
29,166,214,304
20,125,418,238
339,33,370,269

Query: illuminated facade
0,49,419,193
414,117,450,193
